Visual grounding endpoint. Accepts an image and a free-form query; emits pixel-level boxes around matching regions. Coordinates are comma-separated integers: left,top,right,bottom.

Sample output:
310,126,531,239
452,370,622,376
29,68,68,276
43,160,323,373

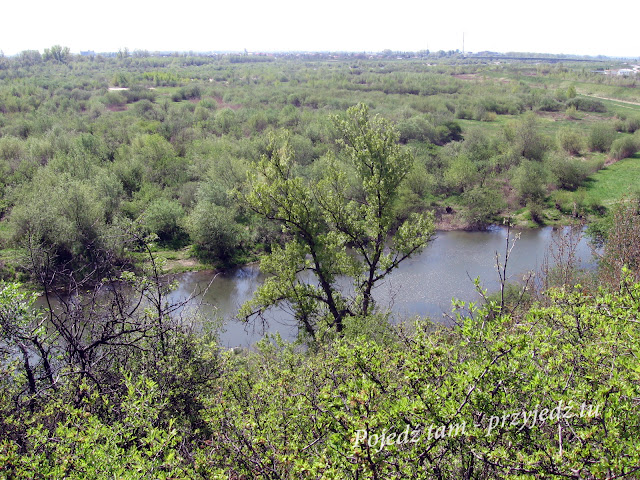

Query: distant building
603,68,637,76
80,50,95,56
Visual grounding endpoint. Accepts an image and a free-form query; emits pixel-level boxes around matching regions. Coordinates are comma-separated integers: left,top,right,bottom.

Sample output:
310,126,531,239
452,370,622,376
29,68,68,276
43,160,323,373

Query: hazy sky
2,0,637,58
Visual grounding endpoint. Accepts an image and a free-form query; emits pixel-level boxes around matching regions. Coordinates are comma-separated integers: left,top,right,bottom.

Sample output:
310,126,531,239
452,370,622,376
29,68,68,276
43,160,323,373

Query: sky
1,0,638,58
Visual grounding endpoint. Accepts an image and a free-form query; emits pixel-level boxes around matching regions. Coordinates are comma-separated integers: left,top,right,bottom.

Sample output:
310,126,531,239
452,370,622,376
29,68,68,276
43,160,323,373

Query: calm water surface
168,226,595,347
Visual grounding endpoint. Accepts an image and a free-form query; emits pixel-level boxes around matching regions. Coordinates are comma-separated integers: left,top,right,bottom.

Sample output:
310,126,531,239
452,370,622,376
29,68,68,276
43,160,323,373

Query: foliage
2,51,640,479
239,104,434,339
144,198,186,245
443,154,478,193
504,112,549,162
43,45,70,63
545,151,590,191
9,167,116,281
597,198,640,285
187,202,243,261
198,277,640,478
0,51,635,285
588,123,617,152
565,96,607,112
556,127,584,155
461,184,507,228
511,159,549,204
1,377,195,479
609,135,638,161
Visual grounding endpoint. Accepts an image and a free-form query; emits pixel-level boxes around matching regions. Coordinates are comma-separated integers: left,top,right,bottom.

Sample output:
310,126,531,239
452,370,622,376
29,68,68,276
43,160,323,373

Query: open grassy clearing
575,82,640,103
580,94,640,116
573,152,640,209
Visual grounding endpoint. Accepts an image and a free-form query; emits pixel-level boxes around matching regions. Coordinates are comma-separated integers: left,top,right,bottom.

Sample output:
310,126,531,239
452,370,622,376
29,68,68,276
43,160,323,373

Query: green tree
17,50,42,66
505,112,548,161
511,159,549,204
462,184,507,228
187,202,243,261
144,198,186,245
443,154,478,193
43,45,70,63
239,104,434,339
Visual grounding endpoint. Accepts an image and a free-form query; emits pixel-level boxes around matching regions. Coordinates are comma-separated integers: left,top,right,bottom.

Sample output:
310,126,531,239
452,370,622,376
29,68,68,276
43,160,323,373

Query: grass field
576,152,640,209
582,95,640,117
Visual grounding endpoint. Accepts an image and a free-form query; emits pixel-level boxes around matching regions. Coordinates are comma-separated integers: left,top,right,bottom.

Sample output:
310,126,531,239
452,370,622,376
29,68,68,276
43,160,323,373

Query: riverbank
166,225,597,347
0,206,596,285
151,207,586,276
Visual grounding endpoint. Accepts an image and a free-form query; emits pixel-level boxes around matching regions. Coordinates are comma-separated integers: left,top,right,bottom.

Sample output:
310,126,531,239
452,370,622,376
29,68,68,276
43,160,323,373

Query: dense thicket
2,227,640,478
1,51,640,478
1,52,638,283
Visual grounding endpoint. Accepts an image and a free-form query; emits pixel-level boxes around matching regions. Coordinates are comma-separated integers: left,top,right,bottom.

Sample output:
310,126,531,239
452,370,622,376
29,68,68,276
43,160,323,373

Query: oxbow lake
168,226,596,348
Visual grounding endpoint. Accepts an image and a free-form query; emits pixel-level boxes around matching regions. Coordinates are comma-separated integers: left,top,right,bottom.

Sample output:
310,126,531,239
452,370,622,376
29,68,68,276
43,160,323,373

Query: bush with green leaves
511,159,549,204
196,275,640,479
443,153,478,194
536,95,563,112
187,202,243,261
397,115,435,143
609,135,638,161
545,152,590,191
0,376,195,479
143,198,186,245
556,127,584,155
461,184,507,228
504,113,549,162
596,198,640,286
624,116,640,133
10,170,108,266
588,122,617,152
566,96,607,112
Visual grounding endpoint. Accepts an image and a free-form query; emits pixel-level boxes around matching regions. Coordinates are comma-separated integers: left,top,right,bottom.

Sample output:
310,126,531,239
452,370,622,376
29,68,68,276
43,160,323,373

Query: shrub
443,154,477,194
397,116,434,143
628,117,640,134
551,190,580,215
599,198,640,285
461,185,506,228
565,105,581,119
102,91,127,108
556,127,584,155
511,159,549,204
527,200,545,224
546,152,590,191
566,97,607,113
187,203,243,261
588,123,617,152
609,135,638,161
506,113,549,162
122,86,156,103
536,96,563,112
144,198,186,245
480,111,497,122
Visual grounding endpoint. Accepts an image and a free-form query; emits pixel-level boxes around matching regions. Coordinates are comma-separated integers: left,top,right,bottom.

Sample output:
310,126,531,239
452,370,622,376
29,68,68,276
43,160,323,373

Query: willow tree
239,104,434,340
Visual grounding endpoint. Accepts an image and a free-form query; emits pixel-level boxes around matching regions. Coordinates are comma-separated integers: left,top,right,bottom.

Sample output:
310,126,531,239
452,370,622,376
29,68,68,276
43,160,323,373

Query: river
168,226,596,347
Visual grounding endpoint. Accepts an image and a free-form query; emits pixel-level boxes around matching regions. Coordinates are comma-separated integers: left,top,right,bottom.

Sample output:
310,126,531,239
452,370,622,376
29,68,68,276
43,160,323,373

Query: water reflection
168,226,596,347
